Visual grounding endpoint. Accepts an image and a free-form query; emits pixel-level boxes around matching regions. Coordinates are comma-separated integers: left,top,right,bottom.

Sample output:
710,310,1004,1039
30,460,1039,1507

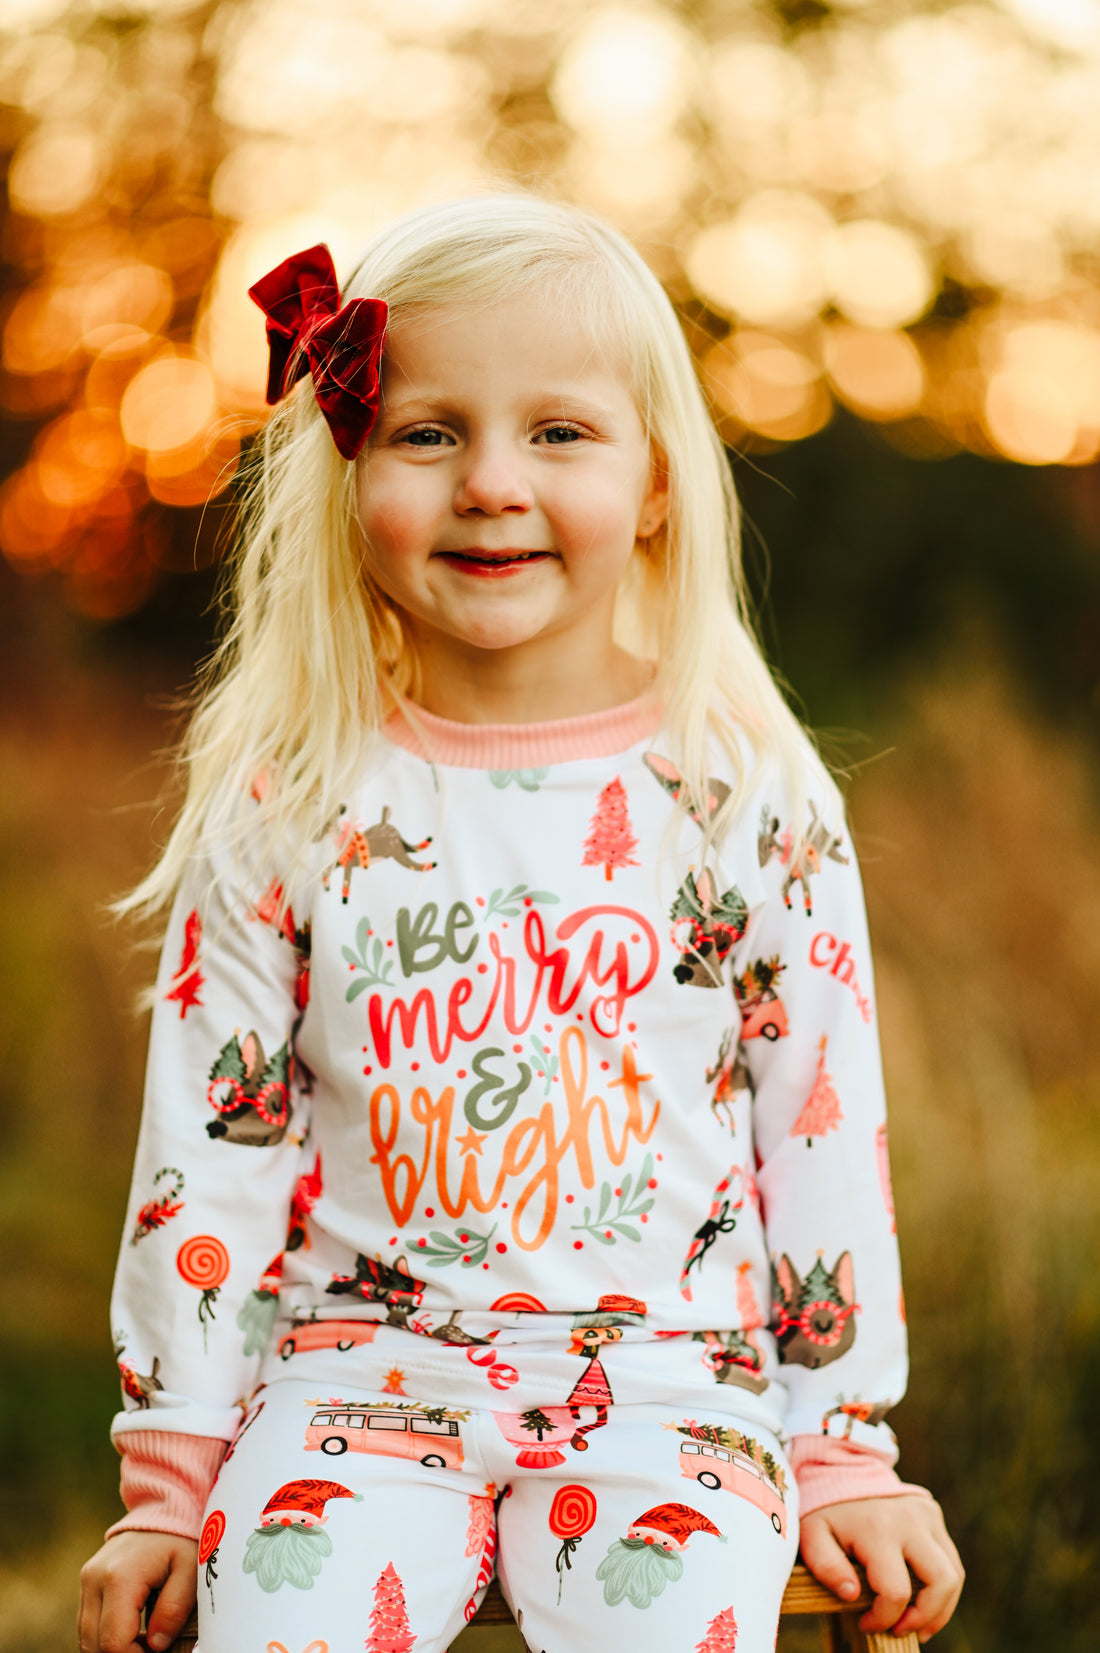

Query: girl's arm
734,762,962,1637
88,818,310,1644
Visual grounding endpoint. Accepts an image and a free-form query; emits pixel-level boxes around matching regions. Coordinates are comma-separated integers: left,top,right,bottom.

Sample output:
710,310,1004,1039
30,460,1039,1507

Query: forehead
380,288,636,405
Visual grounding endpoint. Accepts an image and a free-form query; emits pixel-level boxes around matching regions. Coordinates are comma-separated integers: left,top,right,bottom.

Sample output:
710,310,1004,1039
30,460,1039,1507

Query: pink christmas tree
695,1605,739,1651
366,1560,416,1653
790,1035,844,1146
582,776,639,881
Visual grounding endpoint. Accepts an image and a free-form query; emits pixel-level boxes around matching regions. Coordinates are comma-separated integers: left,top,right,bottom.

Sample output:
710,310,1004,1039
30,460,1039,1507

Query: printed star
382,1366,407,1395
455,1126,488,1156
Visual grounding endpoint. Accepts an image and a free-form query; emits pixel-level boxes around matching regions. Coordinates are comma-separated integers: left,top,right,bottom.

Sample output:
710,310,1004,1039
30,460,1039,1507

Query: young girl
79,195,962,1653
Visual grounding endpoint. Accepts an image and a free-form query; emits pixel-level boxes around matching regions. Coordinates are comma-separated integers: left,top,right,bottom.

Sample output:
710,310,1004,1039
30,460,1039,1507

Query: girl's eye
402,427,452,448
537,422,587,445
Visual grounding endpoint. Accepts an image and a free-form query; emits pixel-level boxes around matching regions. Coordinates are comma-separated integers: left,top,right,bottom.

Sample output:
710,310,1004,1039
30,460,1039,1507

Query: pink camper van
304,1404,465,1470
278,1318,379,1359
679,1440,787,1537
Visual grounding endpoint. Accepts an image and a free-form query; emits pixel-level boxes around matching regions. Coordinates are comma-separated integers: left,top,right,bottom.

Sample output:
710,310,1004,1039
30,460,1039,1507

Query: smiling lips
436,548,554,577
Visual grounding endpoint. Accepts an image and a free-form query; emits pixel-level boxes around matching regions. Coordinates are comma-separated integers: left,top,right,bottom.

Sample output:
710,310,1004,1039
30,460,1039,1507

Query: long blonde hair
124,193,836,916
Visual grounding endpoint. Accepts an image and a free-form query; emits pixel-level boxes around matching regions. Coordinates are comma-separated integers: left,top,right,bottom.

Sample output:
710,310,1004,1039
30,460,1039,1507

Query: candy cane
678,1165,744,1300
463,1515,498,1622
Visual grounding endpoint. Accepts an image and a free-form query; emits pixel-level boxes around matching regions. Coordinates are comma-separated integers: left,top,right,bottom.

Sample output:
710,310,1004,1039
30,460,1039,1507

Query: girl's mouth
436,550,553,577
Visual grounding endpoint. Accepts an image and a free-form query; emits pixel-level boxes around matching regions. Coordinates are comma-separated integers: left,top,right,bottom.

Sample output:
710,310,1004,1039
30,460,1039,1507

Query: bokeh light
1,0,1100,614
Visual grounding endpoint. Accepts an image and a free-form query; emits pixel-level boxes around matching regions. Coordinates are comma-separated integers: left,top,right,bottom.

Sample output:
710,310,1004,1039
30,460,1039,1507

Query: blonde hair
125,193,837,917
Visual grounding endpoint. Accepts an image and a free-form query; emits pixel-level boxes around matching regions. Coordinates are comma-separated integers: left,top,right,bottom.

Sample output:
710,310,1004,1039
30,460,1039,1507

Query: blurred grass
3,637,1099,1652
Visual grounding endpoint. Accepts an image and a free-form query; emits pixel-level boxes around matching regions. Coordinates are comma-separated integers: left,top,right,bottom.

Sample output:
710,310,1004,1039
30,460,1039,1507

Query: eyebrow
378,390,621,421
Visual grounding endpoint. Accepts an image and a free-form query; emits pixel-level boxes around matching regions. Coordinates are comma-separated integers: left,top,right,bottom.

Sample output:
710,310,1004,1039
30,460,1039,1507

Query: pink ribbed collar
382,693,664,768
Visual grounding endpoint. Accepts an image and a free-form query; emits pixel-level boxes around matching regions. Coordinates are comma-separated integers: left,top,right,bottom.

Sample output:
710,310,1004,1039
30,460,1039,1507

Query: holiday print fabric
193,1377,797,1653
110,714,906,1469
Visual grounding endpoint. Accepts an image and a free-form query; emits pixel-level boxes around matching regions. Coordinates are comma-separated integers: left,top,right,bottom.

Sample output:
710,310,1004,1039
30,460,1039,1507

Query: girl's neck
408,635,654,726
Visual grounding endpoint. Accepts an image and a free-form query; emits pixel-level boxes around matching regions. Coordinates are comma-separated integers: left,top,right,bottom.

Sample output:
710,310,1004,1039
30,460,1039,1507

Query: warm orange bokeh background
4,0,1100,618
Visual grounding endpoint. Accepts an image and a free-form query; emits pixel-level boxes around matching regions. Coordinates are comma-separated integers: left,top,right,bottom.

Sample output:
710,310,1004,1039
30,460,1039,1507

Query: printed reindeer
758,802,848,917
820,1398,893,1438
694,1328,768,1396
771,1250,859,1370
322,806,436,902
325,1252,427,1328
706,1027,753,1129
668,868,749,988
206,1029,293,1147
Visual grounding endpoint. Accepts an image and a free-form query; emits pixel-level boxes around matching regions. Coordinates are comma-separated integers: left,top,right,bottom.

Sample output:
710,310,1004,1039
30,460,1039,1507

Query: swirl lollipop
198,1508,225,1608
548,1483,598,1603
177,1234,230,1351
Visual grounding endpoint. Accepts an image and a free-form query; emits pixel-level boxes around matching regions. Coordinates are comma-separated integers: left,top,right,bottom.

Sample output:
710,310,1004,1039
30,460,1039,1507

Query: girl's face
356,287,667,700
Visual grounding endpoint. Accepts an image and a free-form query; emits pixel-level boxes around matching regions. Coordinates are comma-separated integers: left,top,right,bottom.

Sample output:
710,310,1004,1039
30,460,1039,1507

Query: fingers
857,1543,915,1634
77,1563,103,1653
80,1555,144,1653
145,1551,198,1653
892,1529,966,1642
94,1579,145,1653
797,1513,864,1604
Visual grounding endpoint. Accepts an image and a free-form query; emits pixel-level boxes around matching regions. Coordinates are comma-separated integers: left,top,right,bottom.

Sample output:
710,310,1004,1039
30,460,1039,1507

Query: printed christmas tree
675,1421,745,1454
519,1407,555,1439
164,908,204,1017
366,1560,416,1652
696,1606,739,1651
790,1035,844,1145
582,776,639,881
731,954,784,1005
736,1260,763,1330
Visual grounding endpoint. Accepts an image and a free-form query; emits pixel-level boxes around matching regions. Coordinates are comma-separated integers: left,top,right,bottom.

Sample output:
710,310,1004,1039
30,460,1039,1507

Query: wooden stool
149,1564,919,1651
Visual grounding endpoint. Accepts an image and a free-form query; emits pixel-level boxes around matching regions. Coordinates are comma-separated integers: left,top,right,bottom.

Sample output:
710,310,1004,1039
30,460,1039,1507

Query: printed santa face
625,1518,687,1552
243,1480,361,1594
595,1502,725,1609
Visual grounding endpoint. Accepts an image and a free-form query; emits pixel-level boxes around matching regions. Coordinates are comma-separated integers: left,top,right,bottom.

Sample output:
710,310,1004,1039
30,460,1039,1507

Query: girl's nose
453,443,533,516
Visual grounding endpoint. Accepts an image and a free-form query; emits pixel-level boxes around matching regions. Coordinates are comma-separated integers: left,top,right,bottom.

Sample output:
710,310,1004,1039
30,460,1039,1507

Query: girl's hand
799,1493,964,1643
78,1531,197,1653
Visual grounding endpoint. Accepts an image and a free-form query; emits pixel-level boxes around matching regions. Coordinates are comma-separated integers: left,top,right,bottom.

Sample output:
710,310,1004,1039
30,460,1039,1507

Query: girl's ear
637,446,670,540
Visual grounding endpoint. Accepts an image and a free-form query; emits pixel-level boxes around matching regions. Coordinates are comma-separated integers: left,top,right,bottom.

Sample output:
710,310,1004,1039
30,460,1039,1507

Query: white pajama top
110,697,907,1475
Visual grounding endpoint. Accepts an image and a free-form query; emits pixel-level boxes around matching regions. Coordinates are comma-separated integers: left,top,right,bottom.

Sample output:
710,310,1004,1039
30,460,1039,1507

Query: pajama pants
195,1376,798,1653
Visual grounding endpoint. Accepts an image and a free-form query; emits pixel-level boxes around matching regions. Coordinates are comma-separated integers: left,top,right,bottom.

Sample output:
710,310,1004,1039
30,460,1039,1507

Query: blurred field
3,618,1098,1653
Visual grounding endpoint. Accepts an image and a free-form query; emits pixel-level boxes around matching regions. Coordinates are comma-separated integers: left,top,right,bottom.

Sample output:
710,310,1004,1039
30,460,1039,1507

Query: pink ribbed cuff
106,1432,227,1542
790,1434,932,1519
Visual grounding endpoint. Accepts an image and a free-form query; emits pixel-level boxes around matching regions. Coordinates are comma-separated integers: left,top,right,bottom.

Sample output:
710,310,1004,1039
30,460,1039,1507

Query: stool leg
863,1634,921,1653
824,1616,849,1653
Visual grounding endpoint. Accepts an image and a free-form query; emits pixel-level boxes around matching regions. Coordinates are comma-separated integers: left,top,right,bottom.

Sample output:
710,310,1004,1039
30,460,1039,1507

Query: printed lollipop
548,1483,598,1604
177,1234,230,1351
198,1509,225,1610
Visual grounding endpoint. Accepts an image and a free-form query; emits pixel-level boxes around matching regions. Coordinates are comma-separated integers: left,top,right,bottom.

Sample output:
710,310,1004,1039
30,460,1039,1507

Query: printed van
739,989,789,1043
679,1440,787,1537
305,1405,464,1469
278,1318,379,1359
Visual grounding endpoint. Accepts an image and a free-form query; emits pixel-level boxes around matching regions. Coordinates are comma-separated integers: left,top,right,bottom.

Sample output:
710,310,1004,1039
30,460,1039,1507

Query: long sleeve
734,769,908,1458
110,831,310,1446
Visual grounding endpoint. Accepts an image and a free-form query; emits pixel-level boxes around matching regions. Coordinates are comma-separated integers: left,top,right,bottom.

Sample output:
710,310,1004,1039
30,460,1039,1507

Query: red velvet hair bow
248,243,387,461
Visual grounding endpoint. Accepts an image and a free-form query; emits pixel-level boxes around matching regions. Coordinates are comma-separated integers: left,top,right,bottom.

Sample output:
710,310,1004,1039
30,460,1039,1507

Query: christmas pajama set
109,696,914,1653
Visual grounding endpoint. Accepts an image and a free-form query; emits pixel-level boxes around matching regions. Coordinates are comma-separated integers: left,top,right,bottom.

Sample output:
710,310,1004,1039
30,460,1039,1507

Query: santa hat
632,1503,724,1544
257,1253,283,1293
261,1479,361,1521
572,1294,648,1330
